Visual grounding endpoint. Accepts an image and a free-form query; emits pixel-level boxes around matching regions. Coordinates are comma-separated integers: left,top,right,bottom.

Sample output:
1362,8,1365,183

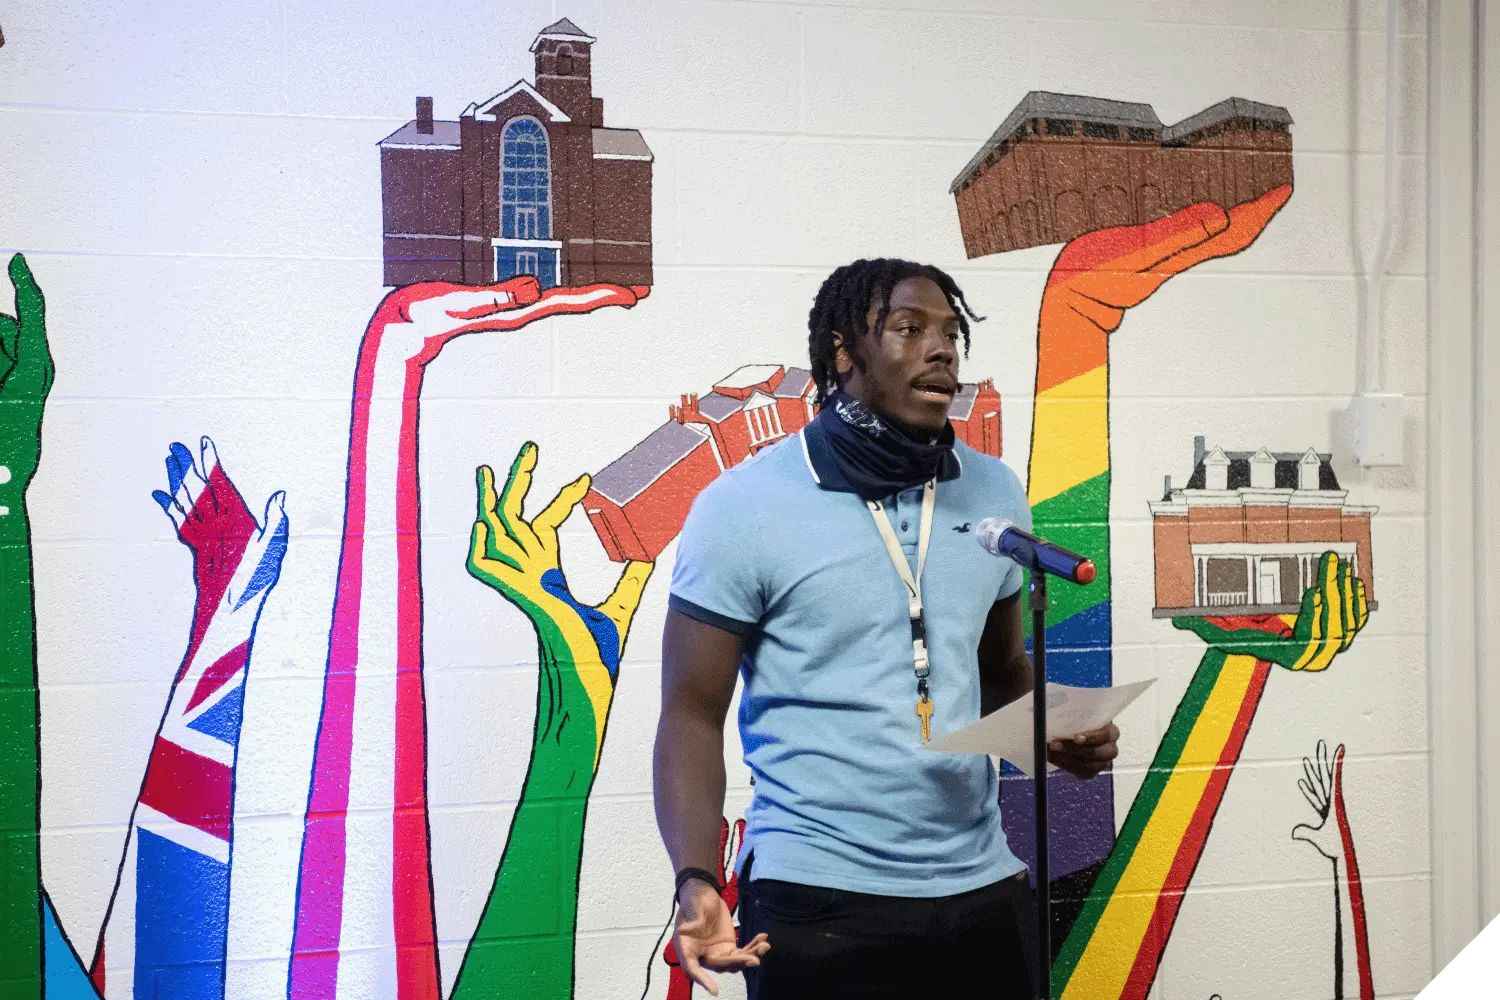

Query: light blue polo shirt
669,430,1032,897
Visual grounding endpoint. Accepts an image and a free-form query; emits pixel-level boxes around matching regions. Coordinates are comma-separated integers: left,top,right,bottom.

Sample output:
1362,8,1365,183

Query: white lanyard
866,480,937,742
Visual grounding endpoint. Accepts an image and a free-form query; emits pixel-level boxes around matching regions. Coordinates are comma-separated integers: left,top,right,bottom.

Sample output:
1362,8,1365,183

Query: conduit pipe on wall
1363,0,1400,394
1351,0,1407,466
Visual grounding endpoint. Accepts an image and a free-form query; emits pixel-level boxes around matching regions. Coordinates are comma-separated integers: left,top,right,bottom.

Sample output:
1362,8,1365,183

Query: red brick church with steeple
378,17,653,289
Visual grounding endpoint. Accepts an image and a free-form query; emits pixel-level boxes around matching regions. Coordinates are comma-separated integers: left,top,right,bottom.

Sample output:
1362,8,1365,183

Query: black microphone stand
1028,565,1051,1000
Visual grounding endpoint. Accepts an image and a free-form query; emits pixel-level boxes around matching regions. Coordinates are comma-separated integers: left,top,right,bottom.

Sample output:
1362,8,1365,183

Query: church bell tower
531,17,602,126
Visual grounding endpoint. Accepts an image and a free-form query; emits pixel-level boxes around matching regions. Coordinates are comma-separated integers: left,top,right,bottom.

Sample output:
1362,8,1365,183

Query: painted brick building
950,92,1293,259
585,367,1002,562
378,18,652,289
1149,436,1377,617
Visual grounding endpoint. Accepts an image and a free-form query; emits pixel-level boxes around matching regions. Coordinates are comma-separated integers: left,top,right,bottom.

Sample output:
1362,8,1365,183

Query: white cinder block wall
1,1,1437,998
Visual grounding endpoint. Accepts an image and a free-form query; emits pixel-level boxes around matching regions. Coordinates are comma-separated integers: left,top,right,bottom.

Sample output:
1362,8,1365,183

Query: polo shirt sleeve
669,475,764,636
995,462,1033,603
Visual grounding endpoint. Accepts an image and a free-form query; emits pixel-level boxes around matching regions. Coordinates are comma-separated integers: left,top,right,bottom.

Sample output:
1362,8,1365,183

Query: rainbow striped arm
1022,187,1298,997
1053,554,1368,999
1017,186,1296,880
288,280,646,1000
0,253,52,999
451,443,653,1000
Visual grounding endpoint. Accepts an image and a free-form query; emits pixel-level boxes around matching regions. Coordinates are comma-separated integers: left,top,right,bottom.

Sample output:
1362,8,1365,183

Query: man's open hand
1048,722,1120,779
672,881,770,996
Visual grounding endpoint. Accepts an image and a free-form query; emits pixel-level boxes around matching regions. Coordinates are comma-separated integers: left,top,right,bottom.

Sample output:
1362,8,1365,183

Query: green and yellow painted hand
1172,552,1369,670
453,442,653,1000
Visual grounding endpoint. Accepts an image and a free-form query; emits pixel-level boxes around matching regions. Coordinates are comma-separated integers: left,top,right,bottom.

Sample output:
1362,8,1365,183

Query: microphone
976,518,1097,585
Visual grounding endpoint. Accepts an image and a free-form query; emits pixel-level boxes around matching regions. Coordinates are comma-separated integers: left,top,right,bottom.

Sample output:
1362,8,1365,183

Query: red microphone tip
1075,560,1097,585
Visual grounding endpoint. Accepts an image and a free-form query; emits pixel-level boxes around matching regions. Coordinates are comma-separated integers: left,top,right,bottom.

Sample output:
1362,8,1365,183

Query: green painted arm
0,254,53,999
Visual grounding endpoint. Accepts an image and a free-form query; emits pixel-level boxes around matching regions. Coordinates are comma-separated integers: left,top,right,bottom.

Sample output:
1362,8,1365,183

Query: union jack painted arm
90,438,288,1000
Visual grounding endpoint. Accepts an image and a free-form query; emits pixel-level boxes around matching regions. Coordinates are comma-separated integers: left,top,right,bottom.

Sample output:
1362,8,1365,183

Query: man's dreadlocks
807,258,983,406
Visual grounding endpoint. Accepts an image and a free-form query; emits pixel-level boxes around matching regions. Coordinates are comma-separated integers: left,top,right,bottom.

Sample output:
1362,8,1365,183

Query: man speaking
653,259,1119,998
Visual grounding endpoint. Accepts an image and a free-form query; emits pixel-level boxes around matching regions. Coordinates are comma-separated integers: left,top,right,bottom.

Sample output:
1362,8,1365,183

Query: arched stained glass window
502,118,550,240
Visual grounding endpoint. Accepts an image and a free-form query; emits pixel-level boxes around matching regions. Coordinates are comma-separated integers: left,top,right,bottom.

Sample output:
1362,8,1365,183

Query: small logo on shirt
952,522,972,533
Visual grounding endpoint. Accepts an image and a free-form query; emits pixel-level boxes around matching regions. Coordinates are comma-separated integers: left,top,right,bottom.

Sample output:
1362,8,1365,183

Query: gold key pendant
916,695,934,744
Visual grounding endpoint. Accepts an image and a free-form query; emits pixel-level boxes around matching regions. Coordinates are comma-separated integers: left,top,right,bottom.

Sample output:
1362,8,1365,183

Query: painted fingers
597,560,655,642
1289,553,1370,671
0,253,51,398
1059,185,1292,309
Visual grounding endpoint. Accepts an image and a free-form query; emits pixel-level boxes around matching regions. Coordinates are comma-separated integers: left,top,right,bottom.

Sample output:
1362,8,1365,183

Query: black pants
738,867,1038,999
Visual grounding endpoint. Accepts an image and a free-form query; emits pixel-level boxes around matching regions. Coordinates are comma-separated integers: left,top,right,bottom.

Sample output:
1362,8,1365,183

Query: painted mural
7,10,1427,1000
450,442,653,999
586,365,1000,563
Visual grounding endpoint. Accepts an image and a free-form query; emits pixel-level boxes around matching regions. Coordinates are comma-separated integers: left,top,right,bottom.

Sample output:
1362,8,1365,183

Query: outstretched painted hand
0,252,51,997
1292,740,1347,861
467,441,654,760
151,437,289,638
1041,185,1292,342
373,274,647,364
1172,553,1369,670
0,254,53,520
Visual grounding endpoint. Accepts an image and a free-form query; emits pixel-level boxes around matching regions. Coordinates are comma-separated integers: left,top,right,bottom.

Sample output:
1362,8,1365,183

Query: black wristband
674,866,721,902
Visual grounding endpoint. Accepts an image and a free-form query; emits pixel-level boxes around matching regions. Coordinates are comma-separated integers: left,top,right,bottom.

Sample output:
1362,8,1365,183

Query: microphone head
975,516,1014,555
1075,559,1097,585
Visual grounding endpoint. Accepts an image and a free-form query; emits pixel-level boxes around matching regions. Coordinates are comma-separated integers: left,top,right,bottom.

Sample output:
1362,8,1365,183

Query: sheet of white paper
924,679,1155,775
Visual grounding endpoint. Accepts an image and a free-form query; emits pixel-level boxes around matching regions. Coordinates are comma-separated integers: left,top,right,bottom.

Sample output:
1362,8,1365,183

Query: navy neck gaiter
802,391,960,502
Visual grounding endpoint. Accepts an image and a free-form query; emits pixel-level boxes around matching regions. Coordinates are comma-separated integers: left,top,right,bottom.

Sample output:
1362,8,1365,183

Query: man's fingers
680,952,720,995
699,945,768,970
744,933,771,955
1068,723,1119,747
